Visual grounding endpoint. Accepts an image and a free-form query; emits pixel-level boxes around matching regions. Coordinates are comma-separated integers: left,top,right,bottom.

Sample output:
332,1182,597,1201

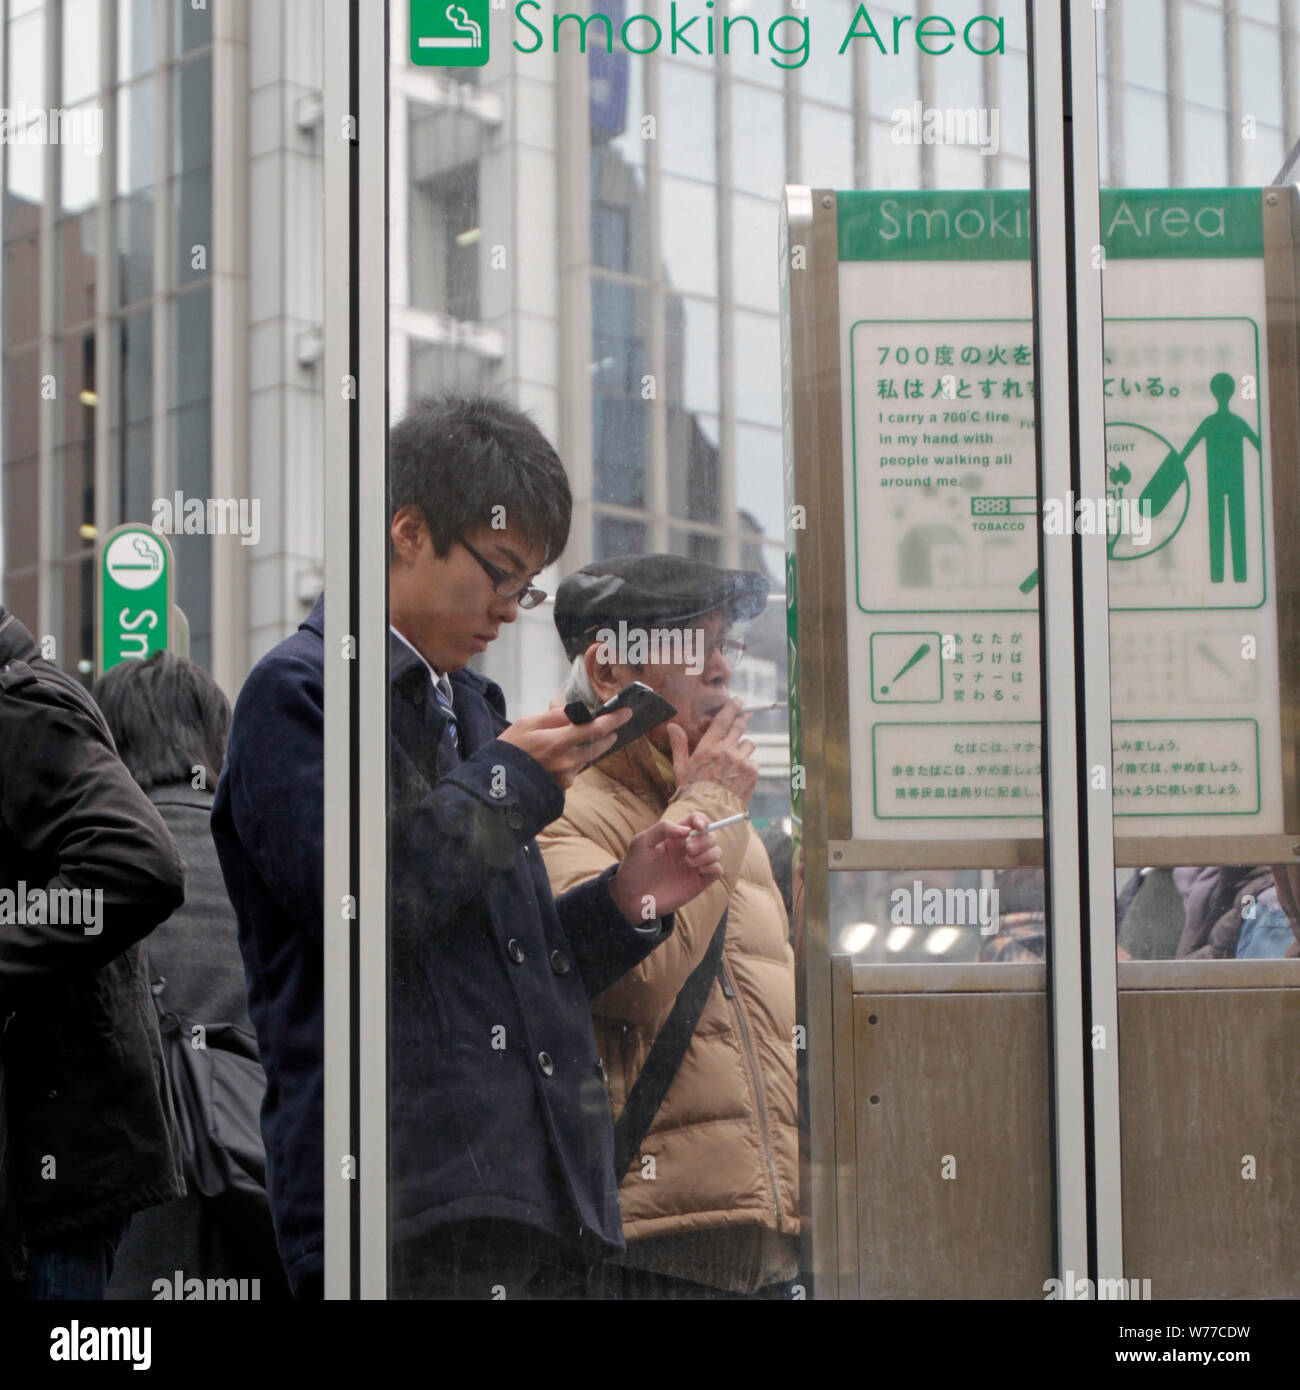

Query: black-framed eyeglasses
458,537,547,609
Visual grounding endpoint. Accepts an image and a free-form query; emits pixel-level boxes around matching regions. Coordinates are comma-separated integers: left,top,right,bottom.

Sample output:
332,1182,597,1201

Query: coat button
506,809,523,830
507,938,525,965
594,1058,608,1085
549,949,571,976
537,1051,554,1077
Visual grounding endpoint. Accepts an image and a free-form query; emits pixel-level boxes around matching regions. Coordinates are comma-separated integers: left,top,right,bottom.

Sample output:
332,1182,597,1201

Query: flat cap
554,553,769,661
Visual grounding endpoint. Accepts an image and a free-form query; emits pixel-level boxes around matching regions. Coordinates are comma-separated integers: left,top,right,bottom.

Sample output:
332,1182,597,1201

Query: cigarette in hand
738,701,786,714
687,811,751,838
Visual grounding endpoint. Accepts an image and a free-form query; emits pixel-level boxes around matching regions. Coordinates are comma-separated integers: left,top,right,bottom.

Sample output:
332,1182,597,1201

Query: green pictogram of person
1141,372,1259,583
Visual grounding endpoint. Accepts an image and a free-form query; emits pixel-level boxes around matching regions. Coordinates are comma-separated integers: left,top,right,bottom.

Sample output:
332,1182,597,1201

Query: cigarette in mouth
687,811,751,838
738,701,787,714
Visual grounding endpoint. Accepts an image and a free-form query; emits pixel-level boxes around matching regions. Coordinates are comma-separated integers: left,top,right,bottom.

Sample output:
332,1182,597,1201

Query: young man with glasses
212,396,724,1299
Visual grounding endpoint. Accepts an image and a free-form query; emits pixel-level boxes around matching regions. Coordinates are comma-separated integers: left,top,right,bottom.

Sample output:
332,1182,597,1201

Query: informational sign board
96,523,174,676
783,187,1299,863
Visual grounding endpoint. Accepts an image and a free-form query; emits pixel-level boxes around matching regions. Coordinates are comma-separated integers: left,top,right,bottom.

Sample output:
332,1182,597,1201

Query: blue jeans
25,1214,131,1301
1237,908,1297,959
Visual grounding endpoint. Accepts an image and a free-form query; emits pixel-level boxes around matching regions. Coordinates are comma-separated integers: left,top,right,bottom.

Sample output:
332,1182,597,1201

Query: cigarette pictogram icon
418,4,482,47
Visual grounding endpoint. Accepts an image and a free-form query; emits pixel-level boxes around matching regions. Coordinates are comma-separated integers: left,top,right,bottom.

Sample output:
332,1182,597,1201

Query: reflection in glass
173,169,212,288
408,157,479,321
666,407,720,524
735,422,783,544
172,288,212,411
731,195,779,314
660,63,716,182
117,78,155,195
115,192,153,305
169,403,213,673
173,55,212,176
730,83,785,198
62,0,101,105
733,310,780,428
661,177,718,298
592,277,648,509
594,512,648,558
1180,2,1226,110
665,295,718,417
797,105,853,190
60,105,102,216
119,0,155,82
173,0,212,56
119,307,152,426
4,235,42,344
6,10,47,204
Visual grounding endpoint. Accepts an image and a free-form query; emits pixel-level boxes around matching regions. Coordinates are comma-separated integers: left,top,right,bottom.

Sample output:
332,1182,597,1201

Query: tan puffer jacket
539,738,799,1292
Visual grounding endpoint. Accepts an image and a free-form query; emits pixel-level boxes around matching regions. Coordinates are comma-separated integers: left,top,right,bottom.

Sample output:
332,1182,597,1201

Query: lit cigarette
688,811,751,838
739,701,787,714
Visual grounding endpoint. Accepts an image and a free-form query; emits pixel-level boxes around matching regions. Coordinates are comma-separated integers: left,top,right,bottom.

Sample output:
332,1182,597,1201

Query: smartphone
566,681,677,761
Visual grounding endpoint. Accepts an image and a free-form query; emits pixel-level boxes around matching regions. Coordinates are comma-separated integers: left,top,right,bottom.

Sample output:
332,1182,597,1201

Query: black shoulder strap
612,910,728,1178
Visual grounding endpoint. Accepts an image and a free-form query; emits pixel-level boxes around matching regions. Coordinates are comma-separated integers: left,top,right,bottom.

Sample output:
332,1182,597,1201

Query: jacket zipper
719,960,783,1226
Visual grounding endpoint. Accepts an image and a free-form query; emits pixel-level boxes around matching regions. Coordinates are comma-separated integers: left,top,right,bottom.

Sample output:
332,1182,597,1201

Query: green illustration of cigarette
881,642,931,693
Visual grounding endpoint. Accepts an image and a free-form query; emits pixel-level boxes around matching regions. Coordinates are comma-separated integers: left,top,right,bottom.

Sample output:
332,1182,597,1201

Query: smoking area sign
785,187,1296,854
410,0,489,66
96,523,174,676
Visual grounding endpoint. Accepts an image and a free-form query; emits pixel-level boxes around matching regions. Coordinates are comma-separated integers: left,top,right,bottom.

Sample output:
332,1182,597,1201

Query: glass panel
171,287,212,410
4,235,42,343
118,0,155,81
6,9,47,205
1098,0,1300,1300
592,276,649,508
173,54,212,176
594,511,648,558
115,191,154,305
61,0,101,105
174,0,212,55
173,168,211,288
666,405,720,523
731,194,779,313
660,63,715,182
731,82,784,197
117,77,155,194
59,101,103,215
797,104,853,189
660,176,717,297
379,0,1050,1307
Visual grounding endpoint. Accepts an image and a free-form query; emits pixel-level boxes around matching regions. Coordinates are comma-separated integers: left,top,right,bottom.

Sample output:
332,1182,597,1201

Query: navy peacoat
211,596,672,1294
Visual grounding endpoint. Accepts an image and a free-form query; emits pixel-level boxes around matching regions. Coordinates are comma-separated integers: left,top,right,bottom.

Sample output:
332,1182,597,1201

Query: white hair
563,653,598,711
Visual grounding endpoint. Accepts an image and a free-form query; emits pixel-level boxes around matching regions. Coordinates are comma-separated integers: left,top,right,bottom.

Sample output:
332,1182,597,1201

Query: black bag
151,980,267,1200
612,911,728,1178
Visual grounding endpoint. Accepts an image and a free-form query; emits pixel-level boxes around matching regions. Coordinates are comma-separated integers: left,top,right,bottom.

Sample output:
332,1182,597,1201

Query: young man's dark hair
388,394,572,564
92,651,231,792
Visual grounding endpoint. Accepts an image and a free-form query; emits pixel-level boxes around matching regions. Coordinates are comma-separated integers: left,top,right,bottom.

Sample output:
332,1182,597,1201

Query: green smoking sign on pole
96,523,174,677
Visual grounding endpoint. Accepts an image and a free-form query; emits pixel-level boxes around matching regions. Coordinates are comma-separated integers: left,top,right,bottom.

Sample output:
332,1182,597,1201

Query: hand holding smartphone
565,681,677,762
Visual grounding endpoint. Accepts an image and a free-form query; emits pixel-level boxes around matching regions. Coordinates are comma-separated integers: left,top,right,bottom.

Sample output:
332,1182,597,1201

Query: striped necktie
433,671,458,750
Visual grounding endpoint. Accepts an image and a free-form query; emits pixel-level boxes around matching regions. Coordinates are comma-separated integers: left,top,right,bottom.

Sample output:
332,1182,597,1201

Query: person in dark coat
91,652,288,1301
0,607,186,1299
211,394,725,1299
